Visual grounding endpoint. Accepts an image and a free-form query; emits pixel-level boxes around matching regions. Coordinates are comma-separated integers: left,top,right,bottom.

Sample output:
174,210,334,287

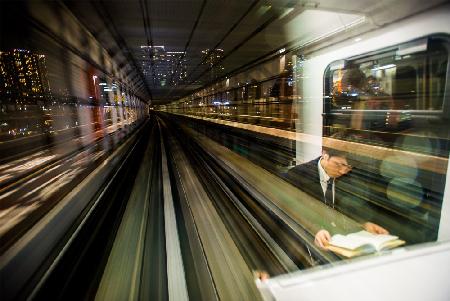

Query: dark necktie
325,179,333,207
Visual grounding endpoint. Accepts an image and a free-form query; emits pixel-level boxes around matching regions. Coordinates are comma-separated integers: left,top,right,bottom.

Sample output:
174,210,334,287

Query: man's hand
314,229,331,249
363,222,389,234
254,270,270,281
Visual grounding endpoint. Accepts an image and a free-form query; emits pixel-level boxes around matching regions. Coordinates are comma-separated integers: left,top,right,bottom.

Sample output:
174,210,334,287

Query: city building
0,49,50,104
201,48,224,80
140,45,187,87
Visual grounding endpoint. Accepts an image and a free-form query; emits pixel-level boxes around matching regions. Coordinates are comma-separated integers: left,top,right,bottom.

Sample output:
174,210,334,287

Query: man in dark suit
286,148,388,249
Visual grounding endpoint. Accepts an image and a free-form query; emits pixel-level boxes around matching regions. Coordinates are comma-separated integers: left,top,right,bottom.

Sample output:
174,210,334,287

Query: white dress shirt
318,157,335,205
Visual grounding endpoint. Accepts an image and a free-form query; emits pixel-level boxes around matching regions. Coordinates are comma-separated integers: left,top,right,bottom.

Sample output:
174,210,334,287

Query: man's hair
322,147,348,159
322,130,359,166
341,67,367,91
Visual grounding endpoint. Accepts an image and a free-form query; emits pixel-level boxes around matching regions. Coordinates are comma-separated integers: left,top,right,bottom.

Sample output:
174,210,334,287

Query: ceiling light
371,64,396,71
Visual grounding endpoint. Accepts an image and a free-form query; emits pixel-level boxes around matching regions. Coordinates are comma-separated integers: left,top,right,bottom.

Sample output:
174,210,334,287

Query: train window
320,35,450,251
324,34,450,157
325,35,448,112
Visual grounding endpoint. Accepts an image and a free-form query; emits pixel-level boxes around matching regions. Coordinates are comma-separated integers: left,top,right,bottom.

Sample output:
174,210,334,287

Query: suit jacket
285,157,369,222
286,157,330,205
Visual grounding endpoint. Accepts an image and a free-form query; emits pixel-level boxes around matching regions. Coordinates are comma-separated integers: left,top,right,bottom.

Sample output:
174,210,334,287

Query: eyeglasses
335,162,352,169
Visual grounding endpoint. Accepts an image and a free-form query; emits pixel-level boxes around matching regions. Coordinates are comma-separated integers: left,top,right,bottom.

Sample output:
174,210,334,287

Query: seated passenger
286,147,388,249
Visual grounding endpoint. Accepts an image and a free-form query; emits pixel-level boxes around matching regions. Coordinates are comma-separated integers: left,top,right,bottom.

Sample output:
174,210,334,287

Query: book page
329,234,367,250
330,231,398,251
348,231,398,251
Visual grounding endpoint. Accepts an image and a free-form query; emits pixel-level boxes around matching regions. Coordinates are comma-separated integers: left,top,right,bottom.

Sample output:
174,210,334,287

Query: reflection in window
324,35,449,157
322,35,449,249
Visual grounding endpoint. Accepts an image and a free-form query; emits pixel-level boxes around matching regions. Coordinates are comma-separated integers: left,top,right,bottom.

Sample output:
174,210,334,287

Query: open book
326,230,405,258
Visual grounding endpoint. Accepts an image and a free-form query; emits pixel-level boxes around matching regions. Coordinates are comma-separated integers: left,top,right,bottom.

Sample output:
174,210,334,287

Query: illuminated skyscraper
140,45,187,87
201,48,224,80
0,49,50,104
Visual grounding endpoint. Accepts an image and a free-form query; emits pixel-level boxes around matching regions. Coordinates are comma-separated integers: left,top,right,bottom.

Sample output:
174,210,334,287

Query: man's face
322,154,352,178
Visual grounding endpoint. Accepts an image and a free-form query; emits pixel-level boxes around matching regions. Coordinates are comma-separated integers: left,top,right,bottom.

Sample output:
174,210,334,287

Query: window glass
324,35,449,157
320,35,450,248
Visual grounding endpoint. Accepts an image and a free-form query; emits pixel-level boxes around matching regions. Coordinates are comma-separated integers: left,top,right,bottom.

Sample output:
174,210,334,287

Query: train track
0,119,144,254
93,113,343,300
0,118,150,300
2,113,359,300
